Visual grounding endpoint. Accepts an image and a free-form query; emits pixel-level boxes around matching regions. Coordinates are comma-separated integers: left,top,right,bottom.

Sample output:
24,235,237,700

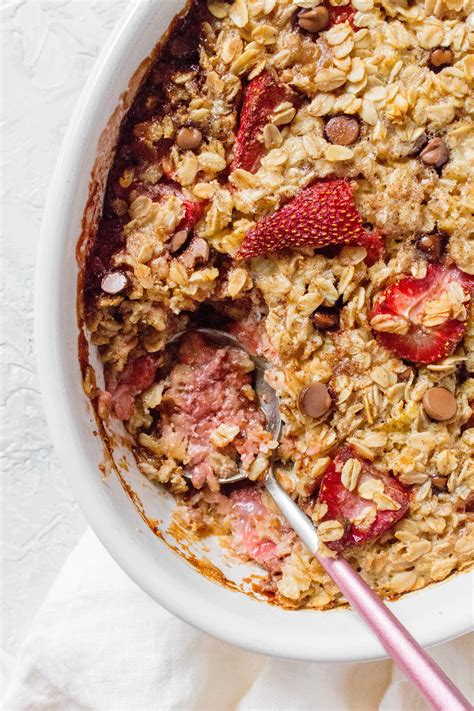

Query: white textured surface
1,0,128,656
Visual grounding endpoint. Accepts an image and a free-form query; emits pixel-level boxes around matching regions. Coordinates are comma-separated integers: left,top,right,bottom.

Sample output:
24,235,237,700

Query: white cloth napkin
3,528,472,711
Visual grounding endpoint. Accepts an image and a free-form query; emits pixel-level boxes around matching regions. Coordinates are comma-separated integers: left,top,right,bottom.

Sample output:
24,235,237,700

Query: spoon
171,328,470,710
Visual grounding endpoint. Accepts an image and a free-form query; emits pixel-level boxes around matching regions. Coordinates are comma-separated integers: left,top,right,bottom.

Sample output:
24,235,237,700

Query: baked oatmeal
81,0,474,609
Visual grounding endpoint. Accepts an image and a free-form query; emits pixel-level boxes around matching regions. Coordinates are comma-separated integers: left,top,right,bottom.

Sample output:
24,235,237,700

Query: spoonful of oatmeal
168,327,469,711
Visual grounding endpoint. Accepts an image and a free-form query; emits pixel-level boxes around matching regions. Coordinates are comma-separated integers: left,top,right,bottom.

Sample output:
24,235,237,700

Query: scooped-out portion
141,332,276,492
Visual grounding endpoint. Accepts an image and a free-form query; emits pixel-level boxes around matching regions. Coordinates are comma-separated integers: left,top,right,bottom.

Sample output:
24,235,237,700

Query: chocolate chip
422,387,457,421
297,6,330,33
298,383,332,418
419,137,449,169
324,115,360,146
416,232,447,261
312,310,339,330
176,127,202,151
431,476,448,491
429,48,454,72
101,271,128,294
466,494,474,514
170,230,189,253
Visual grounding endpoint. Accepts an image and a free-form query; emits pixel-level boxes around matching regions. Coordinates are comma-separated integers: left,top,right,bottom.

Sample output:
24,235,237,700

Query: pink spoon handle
318,554,470,711
264,472,471,710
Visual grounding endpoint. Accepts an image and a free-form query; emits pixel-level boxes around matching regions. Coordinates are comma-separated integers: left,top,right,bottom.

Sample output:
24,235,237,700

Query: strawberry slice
236,179,384,263
326,1,356,28
370,264,474,364
318,446,410,552
232,71,294,174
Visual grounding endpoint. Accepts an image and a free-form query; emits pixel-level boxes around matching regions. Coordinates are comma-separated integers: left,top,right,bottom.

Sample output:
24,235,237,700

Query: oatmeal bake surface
82,0,474,609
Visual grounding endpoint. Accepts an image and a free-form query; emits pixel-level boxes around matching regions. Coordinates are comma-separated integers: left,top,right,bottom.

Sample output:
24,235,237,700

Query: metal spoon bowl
166,327,470,710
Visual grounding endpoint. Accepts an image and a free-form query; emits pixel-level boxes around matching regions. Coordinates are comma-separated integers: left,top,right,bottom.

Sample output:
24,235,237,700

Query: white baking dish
35,0,472,662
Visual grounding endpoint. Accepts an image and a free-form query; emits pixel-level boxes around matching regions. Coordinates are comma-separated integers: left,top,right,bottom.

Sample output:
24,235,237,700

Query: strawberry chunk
318,446,410,552
180,199,205,230
370,264,474,365
232,71,294,174
326,1,356,28
236,179,384,263
119,355,157,393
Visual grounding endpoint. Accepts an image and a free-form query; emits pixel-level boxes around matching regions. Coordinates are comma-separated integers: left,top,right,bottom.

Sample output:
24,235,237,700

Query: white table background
1,0,128,658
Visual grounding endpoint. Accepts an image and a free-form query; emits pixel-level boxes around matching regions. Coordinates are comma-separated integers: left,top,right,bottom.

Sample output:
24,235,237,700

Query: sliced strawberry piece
326,1,356,28
318,446,410,552
180,199,205,230
232,71,294,174
370,264,474,365
236,179,384,263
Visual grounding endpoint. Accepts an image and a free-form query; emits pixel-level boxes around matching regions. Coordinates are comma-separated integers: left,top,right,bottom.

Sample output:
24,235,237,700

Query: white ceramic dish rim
35,0,473,662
